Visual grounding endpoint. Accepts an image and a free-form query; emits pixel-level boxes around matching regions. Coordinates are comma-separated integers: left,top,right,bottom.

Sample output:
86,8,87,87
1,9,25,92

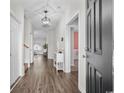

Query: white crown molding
10,9,21,24
66,11,80,25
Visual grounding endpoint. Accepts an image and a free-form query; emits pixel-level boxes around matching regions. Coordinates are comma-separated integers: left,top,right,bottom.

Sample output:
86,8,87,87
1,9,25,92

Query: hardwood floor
11,55,80,93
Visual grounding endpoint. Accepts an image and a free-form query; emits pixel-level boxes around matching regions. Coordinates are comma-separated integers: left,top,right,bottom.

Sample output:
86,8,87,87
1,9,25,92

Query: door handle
84,47,88,51
83,55,89,58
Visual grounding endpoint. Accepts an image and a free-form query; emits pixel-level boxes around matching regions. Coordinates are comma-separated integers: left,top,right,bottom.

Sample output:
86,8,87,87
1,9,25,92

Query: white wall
55,0,86,92
24,17,33,67
10,4,25,77
47,30,56,59
30,32,34,63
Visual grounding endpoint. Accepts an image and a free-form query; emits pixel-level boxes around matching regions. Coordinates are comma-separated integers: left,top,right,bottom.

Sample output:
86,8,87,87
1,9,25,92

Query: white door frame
65,12,79,73
65,10,87,93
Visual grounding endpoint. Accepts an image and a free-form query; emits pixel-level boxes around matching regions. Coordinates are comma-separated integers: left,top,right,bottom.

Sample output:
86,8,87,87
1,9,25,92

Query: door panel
95,70,103,93
10,28,14,86
94,0,102,54
87,11,92,52
10,16,20,86
86,0,113,93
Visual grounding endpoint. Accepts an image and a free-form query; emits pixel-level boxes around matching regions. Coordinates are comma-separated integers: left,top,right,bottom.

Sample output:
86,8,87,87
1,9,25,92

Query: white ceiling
11,0,67,30
11,0,68,44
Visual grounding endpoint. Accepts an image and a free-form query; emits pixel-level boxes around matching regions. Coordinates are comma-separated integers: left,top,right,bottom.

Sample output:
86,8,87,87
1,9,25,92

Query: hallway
11,55,80,93
10,0,113,92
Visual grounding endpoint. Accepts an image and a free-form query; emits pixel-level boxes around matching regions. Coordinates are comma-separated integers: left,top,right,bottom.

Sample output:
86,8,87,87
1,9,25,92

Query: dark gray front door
86,0,113,93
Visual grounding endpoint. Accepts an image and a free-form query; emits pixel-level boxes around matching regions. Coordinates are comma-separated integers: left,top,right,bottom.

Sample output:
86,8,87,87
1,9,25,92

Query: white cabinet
54,53,64,71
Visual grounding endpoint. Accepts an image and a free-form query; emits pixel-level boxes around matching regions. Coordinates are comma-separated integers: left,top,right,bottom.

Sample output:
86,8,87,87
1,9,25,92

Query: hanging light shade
41,10,51,25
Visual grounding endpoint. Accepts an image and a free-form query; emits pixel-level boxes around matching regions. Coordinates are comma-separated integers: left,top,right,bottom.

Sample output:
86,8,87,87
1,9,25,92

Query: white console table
53,53,64,71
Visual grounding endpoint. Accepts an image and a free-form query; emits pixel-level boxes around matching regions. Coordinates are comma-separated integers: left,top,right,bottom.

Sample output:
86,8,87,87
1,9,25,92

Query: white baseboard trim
82,90,86,93
64,69,71,73
10,77,22,92
79,89,86,93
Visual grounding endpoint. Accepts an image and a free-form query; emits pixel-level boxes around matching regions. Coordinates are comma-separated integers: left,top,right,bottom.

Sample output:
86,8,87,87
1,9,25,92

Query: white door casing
65,11,87,93
10,15,20,86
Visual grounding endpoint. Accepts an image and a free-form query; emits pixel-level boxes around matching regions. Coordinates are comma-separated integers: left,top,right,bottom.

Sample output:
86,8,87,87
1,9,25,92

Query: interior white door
10,16,20,86
10,25,14,86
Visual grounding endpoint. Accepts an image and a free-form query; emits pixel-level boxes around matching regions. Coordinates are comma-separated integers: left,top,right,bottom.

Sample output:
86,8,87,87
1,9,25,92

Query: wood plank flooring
11,55,80,93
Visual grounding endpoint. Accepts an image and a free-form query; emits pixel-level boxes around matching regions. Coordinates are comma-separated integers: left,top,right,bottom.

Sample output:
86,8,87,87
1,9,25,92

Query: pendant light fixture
41,10,51,25
41,0,51,25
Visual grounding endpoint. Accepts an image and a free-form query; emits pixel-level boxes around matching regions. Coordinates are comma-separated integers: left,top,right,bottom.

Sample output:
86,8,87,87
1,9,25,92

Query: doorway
65,13,79,88
71,31,78,72
69,19,79,72
65,13,79,73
